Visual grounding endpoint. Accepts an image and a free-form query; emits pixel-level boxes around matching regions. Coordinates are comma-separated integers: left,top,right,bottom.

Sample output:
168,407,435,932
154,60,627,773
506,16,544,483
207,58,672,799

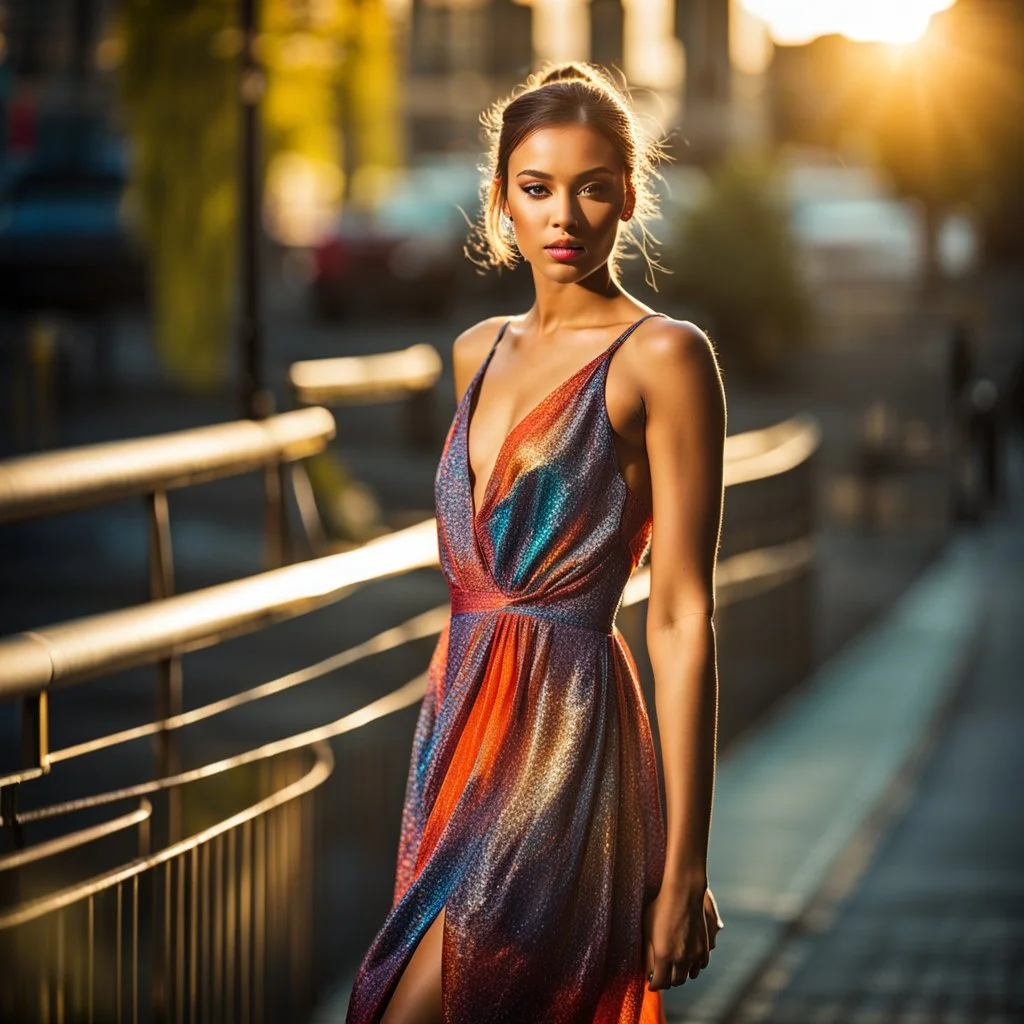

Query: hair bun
538,62,599,87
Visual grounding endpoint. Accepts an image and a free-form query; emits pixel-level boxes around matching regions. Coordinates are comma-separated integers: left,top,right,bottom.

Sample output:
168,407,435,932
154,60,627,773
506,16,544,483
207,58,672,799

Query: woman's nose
551,193,580,231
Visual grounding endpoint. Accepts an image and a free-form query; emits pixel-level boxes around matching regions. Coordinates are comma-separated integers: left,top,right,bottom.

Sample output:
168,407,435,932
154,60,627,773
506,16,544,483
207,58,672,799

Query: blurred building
399,0,736,161
675,0,732,161
402,0,534,155
1,0,114,81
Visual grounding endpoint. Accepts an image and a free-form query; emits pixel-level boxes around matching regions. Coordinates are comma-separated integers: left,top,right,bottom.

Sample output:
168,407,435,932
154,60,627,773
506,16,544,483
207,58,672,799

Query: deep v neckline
463,313,663,528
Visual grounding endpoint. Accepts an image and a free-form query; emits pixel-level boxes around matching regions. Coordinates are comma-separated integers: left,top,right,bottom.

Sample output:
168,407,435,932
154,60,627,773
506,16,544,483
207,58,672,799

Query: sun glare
740,0,955,46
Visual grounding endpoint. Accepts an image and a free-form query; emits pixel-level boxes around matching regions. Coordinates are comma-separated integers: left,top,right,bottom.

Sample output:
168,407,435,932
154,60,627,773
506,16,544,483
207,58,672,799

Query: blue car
0,138,148,314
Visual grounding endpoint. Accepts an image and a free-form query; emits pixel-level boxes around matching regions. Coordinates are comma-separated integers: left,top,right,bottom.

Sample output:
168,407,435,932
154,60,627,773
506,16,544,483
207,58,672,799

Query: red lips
545,239,585,262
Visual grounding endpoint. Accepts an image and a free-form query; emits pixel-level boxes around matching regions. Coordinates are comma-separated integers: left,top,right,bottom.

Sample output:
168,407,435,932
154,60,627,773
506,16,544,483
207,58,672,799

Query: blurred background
0,1,1022,1021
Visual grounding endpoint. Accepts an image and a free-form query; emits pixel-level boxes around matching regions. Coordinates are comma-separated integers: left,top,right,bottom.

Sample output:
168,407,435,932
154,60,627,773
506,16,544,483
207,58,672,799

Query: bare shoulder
631,318,726,416
451,315,513,400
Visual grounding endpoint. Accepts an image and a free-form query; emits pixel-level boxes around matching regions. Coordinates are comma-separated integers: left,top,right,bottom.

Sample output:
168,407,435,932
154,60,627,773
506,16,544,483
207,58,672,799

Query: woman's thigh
379,905,445,1024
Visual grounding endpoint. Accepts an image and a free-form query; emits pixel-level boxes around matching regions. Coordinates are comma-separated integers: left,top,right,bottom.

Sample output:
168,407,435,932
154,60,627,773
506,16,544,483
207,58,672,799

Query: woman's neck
525,264,635,335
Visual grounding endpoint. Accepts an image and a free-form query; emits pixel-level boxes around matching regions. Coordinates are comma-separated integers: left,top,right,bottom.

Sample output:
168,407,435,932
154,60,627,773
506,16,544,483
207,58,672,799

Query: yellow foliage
116,0,403,389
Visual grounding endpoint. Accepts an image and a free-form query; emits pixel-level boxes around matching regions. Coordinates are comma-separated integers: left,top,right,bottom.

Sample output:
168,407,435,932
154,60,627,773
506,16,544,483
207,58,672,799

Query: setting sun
739,0,956,46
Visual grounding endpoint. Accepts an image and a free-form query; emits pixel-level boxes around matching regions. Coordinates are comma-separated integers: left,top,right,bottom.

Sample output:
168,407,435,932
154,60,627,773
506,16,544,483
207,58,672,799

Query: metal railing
0,409,819,1022
287,346,445,550
0,408,336,824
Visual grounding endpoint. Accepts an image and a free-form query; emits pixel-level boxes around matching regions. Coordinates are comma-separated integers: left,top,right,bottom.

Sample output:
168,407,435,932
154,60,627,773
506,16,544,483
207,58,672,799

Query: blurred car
311,161,481,320
0,133,148,315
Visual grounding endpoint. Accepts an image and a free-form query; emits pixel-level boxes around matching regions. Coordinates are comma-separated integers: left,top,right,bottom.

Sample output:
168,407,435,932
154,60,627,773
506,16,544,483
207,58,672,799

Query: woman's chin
529,256,605,286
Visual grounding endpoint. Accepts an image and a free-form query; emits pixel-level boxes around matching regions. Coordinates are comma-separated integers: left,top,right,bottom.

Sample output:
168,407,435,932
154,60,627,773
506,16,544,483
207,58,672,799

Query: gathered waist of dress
449,586,615,636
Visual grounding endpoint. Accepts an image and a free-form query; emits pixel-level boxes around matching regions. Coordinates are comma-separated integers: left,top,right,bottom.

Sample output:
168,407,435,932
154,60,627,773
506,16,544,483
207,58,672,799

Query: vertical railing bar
283,792,293,1005
213,836,223,1023
176,854,185,1024
290,795,301,1009
266,805,277,1007
116,883,123,1024
190,847,198,1024
304,789,315,1006
40,925,50,1024
148,489,182,846
240,819,252,1024
55,910,65,1024
254,814,265,1024
0,781,24,851
18,690,50,789
290,796,302,1011
164,859,172,1021
87,895,95,1024
226,828,236,1024
132,875,139,1024
289,459,327,555
263,460,290,569
202,842,211,1023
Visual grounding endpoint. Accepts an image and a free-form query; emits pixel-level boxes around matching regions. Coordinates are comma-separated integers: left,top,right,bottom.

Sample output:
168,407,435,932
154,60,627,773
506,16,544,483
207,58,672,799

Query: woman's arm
637,318,727,988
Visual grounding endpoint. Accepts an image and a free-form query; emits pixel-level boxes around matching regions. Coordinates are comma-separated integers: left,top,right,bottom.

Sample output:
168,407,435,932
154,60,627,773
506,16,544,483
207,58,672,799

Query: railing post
264,460,291,569
146,489,178,1023
21,693,49,777
0,693,50,853
0,783,23,852
147,490,182,840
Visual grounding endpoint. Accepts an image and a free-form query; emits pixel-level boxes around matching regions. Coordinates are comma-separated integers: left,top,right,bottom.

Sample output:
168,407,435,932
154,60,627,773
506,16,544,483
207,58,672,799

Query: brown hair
465,61,668,286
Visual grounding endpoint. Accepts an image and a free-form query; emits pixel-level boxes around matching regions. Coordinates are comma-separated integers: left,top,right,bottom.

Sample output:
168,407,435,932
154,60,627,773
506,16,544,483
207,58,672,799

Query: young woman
347,61,726,1024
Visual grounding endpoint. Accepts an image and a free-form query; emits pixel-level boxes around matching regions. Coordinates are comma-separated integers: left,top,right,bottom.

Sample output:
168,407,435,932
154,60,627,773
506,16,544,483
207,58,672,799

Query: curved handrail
724,413,821,486
47,606,450,767
0,407,336,524
0,743,333,930
18,679,424,824
289,344,442,406
0,799,151,872
0,518,440,700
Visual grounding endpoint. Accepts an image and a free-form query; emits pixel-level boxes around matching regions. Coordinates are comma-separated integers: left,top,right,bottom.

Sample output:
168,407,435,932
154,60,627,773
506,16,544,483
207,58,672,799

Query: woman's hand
643,881,724,990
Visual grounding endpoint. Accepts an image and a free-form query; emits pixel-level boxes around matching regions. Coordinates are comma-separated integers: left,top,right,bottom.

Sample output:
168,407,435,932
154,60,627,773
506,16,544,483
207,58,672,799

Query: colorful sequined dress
346,313,668,1024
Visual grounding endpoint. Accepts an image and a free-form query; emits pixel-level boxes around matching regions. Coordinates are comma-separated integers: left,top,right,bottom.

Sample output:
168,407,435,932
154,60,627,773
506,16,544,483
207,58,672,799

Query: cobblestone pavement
726,422,1024,1024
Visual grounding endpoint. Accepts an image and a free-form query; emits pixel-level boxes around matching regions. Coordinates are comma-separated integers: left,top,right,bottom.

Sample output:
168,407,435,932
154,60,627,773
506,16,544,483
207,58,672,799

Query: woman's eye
580,182,607,196
522,184,548,197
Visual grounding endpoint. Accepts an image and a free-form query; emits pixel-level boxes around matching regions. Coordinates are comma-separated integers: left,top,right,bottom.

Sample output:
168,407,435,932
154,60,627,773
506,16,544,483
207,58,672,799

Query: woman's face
502,123,634,285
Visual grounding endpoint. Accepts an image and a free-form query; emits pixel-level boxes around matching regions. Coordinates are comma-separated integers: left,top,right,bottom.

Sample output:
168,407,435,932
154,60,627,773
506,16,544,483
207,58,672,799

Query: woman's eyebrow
515,166,616,179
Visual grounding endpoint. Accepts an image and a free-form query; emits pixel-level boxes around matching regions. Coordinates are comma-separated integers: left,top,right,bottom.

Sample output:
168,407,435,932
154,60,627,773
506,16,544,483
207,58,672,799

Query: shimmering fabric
346,314,668,1024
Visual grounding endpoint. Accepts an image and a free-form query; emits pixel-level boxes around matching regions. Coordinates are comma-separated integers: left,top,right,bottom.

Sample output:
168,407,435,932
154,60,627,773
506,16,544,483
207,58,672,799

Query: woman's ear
621,185,636,222
494,175,510,220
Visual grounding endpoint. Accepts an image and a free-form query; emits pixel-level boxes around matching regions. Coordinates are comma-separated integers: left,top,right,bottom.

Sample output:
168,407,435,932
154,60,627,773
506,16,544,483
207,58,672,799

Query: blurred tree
117,0,239,388
116,0,400,390
858,2,1024,279
945,0,1024,264
665,155,812,379
345,0,401,206
866,42,983,288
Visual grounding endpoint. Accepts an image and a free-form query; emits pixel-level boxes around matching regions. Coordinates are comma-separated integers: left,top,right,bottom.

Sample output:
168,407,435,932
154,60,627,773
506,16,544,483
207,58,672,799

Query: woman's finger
649,957,673,991
705,905,719,950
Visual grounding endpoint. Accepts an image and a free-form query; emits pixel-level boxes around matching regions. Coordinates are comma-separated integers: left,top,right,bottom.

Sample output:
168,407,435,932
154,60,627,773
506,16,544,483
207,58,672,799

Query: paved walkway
720,422,1024,1023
